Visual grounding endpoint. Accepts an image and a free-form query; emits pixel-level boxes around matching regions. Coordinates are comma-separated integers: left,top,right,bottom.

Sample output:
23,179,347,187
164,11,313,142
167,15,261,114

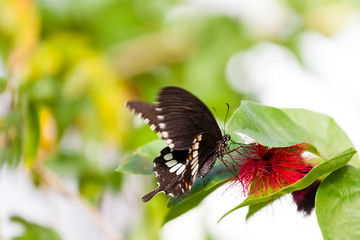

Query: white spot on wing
165,139,172,145
155,108,162,111
137,113,142,118
166,160,177,167
191,157,198,167
194,142,199,149
144,118,150,124
192,175,196,183
162,131,169,138
170,163,182,173
193,150,198,158
169,143,174,149
150,124,156,130
192,164,199,176
157,115,164,120
176,165,186,175
164,153,173,161
159,123,166,129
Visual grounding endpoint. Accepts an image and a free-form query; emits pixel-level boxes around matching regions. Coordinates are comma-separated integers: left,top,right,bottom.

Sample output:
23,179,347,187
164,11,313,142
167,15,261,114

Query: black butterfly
126,86,230,202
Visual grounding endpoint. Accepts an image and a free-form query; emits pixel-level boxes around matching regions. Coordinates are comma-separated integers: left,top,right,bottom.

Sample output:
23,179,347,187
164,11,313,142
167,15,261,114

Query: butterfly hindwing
142,147,192,202
193,133,218,178
142,134,215,202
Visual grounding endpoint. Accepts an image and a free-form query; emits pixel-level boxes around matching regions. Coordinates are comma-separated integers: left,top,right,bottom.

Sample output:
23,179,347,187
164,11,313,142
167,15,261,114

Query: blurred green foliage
1,0,359,239
11,216,61,240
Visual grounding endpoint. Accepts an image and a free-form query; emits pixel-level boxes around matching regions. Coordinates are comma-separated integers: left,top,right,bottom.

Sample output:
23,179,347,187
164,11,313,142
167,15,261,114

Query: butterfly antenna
223,103,230,133
212,107,222,132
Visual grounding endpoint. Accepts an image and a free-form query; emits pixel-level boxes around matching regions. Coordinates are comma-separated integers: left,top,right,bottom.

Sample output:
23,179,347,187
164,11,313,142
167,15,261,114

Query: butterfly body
126,87,230,202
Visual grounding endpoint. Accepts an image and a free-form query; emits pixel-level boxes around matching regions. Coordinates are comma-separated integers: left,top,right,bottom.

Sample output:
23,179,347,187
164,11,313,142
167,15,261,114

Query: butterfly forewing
156,87,222,150
126,101,159,132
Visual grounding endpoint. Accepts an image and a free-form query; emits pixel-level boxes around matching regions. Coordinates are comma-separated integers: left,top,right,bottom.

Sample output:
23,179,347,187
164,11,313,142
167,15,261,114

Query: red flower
231,142,312,196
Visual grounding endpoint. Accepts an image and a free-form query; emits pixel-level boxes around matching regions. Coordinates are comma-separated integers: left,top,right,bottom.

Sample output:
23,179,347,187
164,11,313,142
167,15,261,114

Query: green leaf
246,199,276,220
54,98,82,139
228,101,359,163
167,163,234,206
283,108,360,167
11,216,62,240
24,102,40,165
162,161,235,224
0,111,22,167
25,78,59,102
0,77,7,92
117,140,166,175
218,148,356,223
227,101,307,147
316,165,360,240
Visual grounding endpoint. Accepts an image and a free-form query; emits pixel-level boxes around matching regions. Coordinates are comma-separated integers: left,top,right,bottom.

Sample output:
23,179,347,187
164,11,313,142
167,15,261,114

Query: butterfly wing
126,87,223,150
142,133,220,202
142,147,195,202
156,87,223,150
127,87,225,201
126,101,160,133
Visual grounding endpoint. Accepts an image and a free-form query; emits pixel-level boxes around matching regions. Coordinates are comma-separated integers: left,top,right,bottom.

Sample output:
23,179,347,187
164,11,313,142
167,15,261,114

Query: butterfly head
223,134,231,144
216,134,231,157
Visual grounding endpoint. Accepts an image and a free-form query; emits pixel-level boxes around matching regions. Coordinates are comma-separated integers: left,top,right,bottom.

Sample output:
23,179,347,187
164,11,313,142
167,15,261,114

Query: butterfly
126,86,231,202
